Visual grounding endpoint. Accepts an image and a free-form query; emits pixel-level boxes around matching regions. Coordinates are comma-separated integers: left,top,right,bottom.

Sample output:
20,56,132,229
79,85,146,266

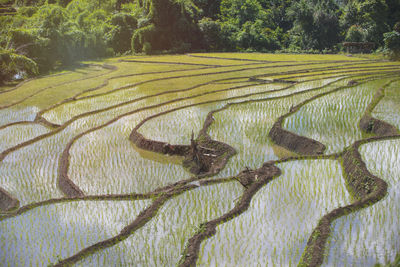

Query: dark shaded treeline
1,0,400,82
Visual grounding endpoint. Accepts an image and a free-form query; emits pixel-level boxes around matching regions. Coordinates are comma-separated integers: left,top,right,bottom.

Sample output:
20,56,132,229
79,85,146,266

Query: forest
1,0,400,82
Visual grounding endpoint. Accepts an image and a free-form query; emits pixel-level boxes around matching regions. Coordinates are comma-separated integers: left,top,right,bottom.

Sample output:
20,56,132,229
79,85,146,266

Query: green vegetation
1,0,400,83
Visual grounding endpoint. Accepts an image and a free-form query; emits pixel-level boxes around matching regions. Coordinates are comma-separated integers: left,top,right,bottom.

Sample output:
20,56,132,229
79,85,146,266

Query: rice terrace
1,52,400,267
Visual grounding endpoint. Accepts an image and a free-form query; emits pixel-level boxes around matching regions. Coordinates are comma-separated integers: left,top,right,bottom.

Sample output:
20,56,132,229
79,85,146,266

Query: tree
193,0,221,19
287,0,340,51
0,48,38,83
131,0,202,53
358,0,389,46
107,12,137,53
384,30,400,60
345,25,365,42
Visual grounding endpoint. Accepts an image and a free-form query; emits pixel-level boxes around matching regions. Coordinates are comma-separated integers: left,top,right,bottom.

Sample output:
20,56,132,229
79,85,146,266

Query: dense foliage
1,0,399,82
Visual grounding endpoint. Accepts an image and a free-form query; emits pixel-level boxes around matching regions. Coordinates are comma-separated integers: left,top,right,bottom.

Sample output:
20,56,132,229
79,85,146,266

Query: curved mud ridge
130,112,236,177
267,76,400,156
178,162,282,267
269,122,326,156
298,139,391,267
56,81,273,197
0,186,19,212
58,144,85,197
50,177,233,267
52,189,186,267
2,57,400,266
359,87,399,136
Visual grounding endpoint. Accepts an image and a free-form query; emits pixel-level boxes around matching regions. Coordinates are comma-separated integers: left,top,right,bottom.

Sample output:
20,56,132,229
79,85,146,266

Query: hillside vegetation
1,0,400,82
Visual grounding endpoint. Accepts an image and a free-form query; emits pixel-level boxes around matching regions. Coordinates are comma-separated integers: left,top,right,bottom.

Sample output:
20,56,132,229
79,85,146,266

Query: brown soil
182,134,236,177
130,127,236,177
359,115,399,136
0,187,19,212
34,116,61,129
269,122,326,156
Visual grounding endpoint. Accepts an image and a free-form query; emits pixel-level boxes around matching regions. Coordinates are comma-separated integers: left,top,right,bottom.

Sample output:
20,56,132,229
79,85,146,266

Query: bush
106,12,137,54
198,17,223,51
384,31,400,60
346,25,366,42
394,22,400,33
131,24,156,53
0,49,38,83
142,42,152,54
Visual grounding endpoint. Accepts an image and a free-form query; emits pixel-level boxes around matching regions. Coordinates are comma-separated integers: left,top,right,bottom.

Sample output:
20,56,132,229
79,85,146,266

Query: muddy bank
0,187,19,212
267,76,397,157
359,114,399,136
130,131,190,156
130,129,236,177
299,141,388,267
269,122,326,156
183,134,236,177
179,162,281,267
359,88,399,136
34,115,61,129
58,146,85,198
52,185,193,267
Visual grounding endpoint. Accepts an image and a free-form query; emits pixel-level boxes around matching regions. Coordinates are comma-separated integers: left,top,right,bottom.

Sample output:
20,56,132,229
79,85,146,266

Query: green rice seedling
75,182,242,266
0,106,40,126
324,139,400,267
0,200,150,266
283,78,394,154
0,124,49,152
43,80,261,125
1,54,399,266
208,79,343,178
197,160,351,266
2,92,201,203
139,103,225,145
68,112,190,195
68,82,288,195
189,53,368,62
272,62,400,80
117,54,261,66
372,80,400,130
0,66,105,107
76,63,269,98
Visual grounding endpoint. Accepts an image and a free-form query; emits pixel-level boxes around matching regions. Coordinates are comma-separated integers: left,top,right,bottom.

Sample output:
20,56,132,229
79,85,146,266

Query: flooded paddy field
1,53,399,266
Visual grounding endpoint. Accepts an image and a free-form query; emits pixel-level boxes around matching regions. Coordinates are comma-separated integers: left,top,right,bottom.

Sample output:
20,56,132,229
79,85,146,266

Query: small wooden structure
343,42,375,53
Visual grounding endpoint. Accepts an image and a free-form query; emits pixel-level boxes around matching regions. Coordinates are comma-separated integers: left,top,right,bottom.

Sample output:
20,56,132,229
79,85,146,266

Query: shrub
0,49,38,83
345,25,366,42
131,24,156,53
384,31,400,60
142,42,152,54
